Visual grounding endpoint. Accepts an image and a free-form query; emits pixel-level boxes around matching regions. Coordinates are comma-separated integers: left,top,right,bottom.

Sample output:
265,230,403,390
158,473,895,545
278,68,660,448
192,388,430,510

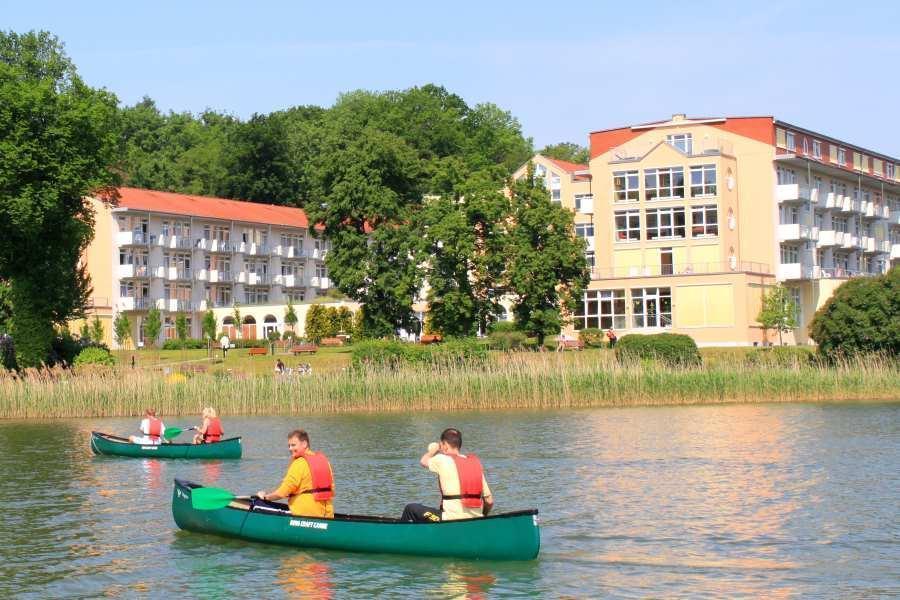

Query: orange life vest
203,417,223,443
146,417,163,441
298,452,334,501
442,454,484,508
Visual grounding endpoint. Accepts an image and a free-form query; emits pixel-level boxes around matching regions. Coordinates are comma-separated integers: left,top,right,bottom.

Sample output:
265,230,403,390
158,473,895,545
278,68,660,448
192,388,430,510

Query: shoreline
2,356,898,419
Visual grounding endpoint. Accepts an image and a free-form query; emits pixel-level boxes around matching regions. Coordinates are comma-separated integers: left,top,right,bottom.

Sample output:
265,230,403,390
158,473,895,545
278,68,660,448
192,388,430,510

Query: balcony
154,266,192,280
860,236,876,253
196,239,236,253
589,260,770,280
816,230,843,247
889,210,900,226
878,240,891,253
775,184,813,203
156,235,195,250
841,233,859,249
245,272,271,286
823,192,840,209
272,245,307,259
157,299,193,312
274,274,302,288
777,262,810,280
861,202,875,219
238,242,269,255
116,231,151,246
117,264,150,278
892,244,900,260
310,276,331,289
575,195,594,214
120,297,151,311
195,269,232,283
777,223,818,242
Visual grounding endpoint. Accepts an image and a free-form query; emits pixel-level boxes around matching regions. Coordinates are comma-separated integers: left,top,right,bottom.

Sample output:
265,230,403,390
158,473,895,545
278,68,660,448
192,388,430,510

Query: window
613,170,639,202
285,290,306,302
887,163,896,179
574,194,593,212
777,167,797,184
666,133,692,154
585,251,595,269
614,210,640,241
315,263,328,279
660,247,673,275
281,261,303,276
280,233,303,250
779,206,799,225
644,167,685,200
550,174,560,187
690,164,716,196
575,223,595,239
245,288,269,304
788,287,801,324
691,205,718,237
802,137,808,155
833,216,848,233
812,140,822,159
631,287,672,328
836,147,846,165
646,207,686,240
786,131,796,151
780,244,799,264
164,317,176,340
551,188,561,202
574,289,626,330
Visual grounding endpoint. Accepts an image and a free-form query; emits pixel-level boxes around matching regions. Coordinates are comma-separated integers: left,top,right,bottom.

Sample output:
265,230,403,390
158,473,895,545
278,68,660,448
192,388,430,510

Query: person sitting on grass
129,408,165,445
274,358,286,375
193,407,224,444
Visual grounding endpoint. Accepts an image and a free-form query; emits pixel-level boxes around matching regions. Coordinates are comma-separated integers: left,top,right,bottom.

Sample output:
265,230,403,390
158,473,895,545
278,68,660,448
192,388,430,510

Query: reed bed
1,353,898,419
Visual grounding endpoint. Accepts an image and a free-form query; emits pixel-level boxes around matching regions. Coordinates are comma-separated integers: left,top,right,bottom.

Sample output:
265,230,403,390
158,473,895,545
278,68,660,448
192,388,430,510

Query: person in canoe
401,427,494,523
256,429,335,518
192,406,224,444
128,408,166,445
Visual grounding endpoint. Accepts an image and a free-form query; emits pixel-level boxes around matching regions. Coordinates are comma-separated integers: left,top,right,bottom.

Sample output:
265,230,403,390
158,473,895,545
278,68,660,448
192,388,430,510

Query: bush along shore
1,352,898,419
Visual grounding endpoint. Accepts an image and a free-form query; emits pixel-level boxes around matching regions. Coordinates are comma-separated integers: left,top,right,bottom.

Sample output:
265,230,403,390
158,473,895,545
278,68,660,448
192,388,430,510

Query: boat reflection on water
440,564,497,599
141,459,163,490
202,460,222,484
277,552,333,599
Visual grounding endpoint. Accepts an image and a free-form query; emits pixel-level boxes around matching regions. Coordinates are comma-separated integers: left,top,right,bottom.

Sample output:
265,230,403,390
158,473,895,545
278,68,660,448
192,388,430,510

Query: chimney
672,113,686,122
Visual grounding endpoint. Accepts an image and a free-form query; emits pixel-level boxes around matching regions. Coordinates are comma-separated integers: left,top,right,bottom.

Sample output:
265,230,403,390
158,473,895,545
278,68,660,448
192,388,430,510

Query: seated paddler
193,406,224,444
401,427,493,522
128,408,166,445
256,429,335,518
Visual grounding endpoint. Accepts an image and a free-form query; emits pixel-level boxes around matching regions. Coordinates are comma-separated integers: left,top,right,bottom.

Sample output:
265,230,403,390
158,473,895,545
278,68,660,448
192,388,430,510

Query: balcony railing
776,184,813,203
777,223,818,242
274,274,303,288
590,261,769,280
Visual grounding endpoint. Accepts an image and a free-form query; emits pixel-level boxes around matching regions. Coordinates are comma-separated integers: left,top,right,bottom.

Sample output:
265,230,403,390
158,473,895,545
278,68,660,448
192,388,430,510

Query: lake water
0,404,898,598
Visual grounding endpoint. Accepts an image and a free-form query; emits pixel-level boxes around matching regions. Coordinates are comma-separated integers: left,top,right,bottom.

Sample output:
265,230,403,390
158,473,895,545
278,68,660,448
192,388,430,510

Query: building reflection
277,552,333,599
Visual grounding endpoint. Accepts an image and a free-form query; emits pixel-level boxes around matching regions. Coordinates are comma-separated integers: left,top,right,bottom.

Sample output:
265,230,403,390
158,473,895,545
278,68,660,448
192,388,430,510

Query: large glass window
691,205,718,237
574,289,626,330
575,223,595,239
777,167,797,185
812,140,822,159
614,210,640,241
645,207,686,240
644,167,685,200
780,244,799,264
785,131,796,151
631,287,672,328
613,170,639,202
689,164,716,196
666,134,692,154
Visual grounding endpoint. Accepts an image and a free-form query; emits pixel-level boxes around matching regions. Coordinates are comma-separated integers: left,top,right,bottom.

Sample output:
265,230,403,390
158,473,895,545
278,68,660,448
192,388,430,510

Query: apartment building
517,115,900,346
80,188,343,348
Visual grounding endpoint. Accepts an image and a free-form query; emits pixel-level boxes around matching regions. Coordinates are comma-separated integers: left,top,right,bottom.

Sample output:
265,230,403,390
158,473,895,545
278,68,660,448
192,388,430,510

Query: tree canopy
540,142,589,165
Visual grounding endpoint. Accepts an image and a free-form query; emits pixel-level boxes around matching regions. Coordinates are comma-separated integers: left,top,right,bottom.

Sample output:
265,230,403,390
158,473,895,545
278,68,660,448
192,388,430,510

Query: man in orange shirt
257,429,335,518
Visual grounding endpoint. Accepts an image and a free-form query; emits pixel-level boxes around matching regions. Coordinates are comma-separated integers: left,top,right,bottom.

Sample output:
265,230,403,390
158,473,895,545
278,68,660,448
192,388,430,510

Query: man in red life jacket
128,408,166,445
257,429,335,518
401,427,494,522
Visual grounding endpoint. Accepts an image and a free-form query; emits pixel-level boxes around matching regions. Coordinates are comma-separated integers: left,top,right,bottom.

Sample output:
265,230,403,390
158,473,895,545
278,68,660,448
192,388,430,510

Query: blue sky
5,1,900,155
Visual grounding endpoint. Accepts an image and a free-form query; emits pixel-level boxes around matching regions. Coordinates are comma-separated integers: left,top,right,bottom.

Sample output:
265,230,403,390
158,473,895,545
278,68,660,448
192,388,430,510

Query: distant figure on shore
220,334,230,358
193,407,223,444
606,329,617,348
556,332,568,353
274,358,286,375
129,408,165,445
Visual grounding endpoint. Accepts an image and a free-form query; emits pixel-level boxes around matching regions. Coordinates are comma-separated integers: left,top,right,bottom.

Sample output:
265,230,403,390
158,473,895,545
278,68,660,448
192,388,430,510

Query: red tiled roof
545,157,588,173
112,187,311,229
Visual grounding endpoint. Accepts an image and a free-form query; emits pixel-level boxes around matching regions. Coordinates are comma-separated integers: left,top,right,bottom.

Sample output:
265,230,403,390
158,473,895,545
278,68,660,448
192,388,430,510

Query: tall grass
1,353,898,418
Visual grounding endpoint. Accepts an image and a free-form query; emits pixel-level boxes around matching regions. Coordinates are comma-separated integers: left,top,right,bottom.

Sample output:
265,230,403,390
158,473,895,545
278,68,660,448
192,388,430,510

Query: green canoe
172,479,540,561
91,431,242,459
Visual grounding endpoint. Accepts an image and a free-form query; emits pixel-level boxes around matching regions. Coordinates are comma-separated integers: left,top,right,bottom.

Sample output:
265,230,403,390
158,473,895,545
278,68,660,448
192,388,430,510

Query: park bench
291,344,318,355
420,334,443,345
321,337,344,347
560,339,585,351
248,347,268,356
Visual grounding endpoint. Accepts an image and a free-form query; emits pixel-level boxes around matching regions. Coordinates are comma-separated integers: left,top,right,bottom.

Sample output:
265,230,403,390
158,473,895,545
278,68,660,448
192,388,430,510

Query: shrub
810,266,900,358
231,339,268,349
162,338,206,350
351,338,487,368
744,346,817,368
0,334,15,370
487,330,527,351
73,346,116,367
615,333,701,367
282,331,297,341
488,321,519,334
578,328,605,348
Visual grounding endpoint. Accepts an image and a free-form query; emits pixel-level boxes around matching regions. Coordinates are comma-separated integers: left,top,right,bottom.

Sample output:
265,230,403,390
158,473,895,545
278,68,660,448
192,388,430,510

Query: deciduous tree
757,284,797,346
113,312,131,349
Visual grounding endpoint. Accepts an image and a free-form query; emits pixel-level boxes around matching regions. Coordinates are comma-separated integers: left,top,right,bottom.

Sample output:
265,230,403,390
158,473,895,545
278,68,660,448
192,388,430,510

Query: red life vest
298,452,334,501
203,417,223,443
146,417,162,441
442,454,484,508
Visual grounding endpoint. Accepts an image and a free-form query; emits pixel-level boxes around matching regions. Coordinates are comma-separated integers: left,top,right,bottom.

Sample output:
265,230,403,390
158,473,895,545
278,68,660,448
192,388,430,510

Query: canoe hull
172,479,539,561
91,432,242,459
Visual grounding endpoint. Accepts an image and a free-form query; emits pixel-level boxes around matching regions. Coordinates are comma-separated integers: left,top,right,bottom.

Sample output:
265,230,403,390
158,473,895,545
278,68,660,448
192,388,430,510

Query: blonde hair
202,407,218,419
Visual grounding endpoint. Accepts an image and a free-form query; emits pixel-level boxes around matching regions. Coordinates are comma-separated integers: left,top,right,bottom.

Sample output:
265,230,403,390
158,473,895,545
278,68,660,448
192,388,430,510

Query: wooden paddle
191,487,251,510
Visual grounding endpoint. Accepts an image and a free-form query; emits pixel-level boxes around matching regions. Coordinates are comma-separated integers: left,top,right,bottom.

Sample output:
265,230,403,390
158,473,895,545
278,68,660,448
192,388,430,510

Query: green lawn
113,345,353,376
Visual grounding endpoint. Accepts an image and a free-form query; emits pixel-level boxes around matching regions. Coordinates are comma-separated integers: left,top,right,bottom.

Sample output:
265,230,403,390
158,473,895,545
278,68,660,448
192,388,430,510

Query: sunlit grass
1,351,897,418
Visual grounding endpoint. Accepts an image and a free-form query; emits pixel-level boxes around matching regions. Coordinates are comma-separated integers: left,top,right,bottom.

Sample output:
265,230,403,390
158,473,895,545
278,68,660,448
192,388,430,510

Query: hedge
351,338,487,368
162,338,207,350
73,346,116,367
578,328,606,348
615,333,701,367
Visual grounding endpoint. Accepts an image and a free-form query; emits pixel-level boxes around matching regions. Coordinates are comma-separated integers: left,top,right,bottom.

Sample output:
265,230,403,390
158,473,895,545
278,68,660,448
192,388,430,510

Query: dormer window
666,133,693,155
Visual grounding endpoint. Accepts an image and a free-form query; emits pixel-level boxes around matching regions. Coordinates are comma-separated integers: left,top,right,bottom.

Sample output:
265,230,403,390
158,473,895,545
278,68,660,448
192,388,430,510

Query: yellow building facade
517,115,900,346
